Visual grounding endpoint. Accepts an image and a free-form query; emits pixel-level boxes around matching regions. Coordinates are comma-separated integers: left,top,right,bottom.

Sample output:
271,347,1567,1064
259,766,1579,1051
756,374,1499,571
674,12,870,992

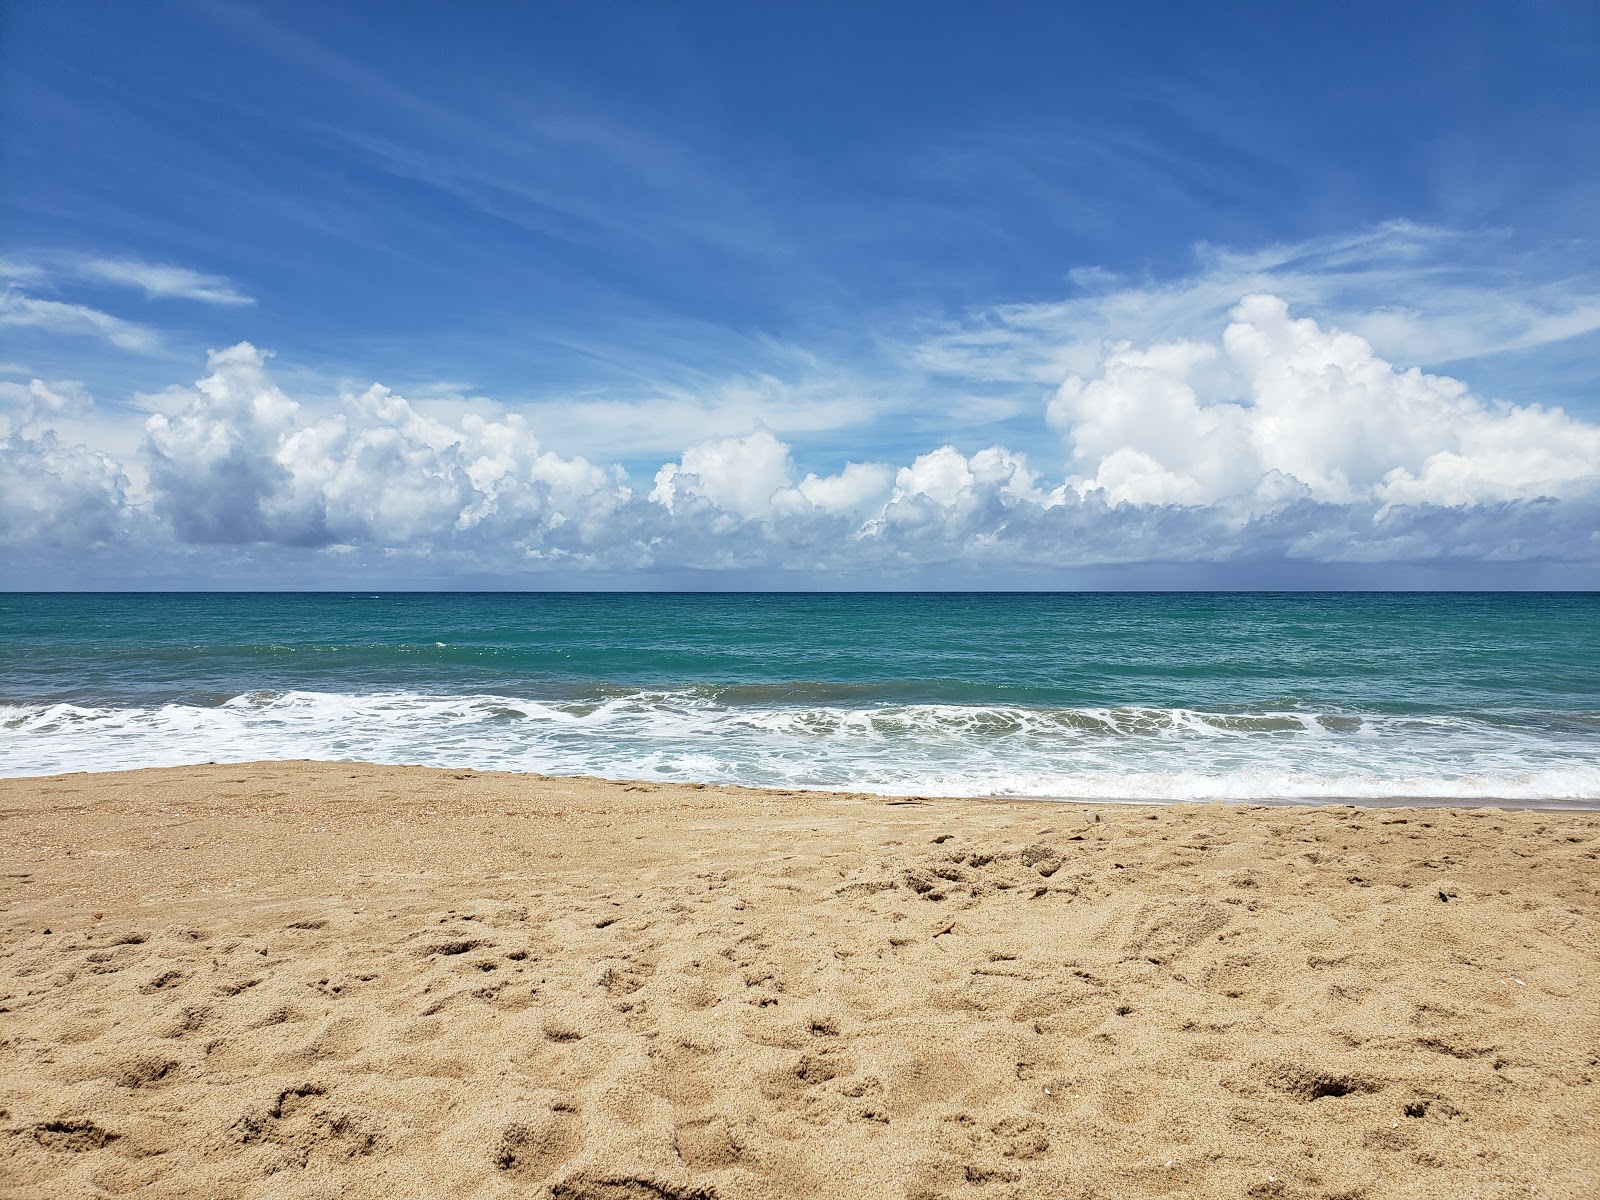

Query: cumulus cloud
651,428,793,518
0,434,128,547
779,461,896,517
1050,294,1600,510
1,380,130,547
5,302,1599,584
142,343,629,550
0,377,95,426
75,257,254,306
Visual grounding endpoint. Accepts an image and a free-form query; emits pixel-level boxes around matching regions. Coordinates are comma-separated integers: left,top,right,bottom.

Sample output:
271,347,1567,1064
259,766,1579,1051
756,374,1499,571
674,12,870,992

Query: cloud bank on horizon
6,289,1597,587
2,1,1598,587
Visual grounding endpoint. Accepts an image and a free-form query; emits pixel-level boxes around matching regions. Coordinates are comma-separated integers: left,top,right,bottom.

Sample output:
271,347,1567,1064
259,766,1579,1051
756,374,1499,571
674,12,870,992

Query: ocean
3,592,1597,804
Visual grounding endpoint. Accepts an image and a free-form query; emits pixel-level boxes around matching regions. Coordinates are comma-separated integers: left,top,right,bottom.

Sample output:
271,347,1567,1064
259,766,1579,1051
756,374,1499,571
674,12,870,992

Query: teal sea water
3,593,1597,804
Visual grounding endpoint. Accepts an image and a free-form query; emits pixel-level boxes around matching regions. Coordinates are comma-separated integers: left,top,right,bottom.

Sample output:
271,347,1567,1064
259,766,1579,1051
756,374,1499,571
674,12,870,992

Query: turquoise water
3,592,1597,803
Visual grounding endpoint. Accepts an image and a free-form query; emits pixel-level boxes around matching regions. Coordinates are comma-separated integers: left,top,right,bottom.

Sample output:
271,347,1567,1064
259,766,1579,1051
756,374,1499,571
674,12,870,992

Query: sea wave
2,689,1597,804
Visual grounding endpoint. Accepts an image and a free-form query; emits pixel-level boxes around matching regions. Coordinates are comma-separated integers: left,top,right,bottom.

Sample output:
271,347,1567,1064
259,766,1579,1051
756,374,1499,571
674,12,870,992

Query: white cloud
891,445,977,508
75,257,254,306
0,425,130,548
650,428,793,518
5,307,1598,584
0,377,95,428
866,445,1057,560
141,342,630,549
143,343,303,542
1049,294,1600,510
0,258,47,286
914,222,1600,388
526,370,878,462
780,461,896,516
0,289,160,352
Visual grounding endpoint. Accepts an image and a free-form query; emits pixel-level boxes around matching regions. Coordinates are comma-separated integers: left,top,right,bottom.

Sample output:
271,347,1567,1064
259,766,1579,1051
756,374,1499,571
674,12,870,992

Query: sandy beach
3,762,1597,1199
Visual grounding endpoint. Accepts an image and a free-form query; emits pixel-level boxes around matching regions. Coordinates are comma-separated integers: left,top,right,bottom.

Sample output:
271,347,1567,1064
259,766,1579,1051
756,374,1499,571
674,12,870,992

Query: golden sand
3,762,1598,1198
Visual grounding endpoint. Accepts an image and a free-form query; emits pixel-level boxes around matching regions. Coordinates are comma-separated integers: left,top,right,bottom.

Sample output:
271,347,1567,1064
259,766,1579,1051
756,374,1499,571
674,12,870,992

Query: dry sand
3,762,1598,1199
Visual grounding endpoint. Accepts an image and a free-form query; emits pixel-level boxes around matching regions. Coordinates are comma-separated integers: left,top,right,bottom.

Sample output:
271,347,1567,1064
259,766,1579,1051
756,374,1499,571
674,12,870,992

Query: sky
2,0,1598,589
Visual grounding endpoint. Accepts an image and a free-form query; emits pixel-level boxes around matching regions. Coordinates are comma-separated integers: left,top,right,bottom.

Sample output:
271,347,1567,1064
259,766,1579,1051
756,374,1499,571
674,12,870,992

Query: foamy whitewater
4,593,1597,804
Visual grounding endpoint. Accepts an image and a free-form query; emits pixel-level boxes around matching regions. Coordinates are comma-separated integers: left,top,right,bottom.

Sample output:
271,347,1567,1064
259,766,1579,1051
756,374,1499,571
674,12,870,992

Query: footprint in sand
493,1100,582,1181
230,1082,384,1170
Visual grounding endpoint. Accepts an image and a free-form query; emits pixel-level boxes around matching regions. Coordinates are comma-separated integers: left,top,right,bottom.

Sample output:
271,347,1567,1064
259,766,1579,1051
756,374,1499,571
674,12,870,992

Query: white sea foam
2,690,1597,804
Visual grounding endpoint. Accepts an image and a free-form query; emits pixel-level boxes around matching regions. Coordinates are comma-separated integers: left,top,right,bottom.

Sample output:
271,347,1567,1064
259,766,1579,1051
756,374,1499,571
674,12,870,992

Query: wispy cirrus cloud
74,257,254,306
0,290,161,354
0,254,252,365
0,258,49,287
910,222,1600,393
196,3,793,272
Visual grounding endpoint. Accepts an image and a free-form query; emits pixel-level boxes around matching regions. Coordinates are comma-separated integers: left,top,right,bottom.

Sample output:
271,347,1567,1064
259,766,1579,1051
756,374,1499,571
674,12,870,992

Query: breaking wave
4,688,1596,805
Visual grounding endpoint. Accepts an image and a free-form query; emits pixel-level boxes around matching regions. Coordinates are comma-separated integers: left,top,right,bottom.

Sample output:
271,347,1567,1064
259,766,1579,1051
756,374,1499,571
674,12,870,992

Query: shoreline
4,761,1598,1198
3,757,1597,812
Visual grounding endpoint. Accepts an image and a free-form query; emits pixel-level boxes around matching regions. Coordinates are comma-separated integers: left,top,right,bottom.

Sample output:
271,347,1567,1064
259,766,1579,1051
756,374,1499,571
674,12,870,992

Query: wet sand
3,761,1598,1199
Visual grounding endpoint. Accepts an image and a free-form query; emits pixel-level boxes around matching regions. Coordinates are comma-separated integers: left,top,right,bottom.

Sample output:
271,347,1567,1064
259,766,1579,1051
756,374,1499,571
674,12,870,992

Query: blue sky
2,0,1598,588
